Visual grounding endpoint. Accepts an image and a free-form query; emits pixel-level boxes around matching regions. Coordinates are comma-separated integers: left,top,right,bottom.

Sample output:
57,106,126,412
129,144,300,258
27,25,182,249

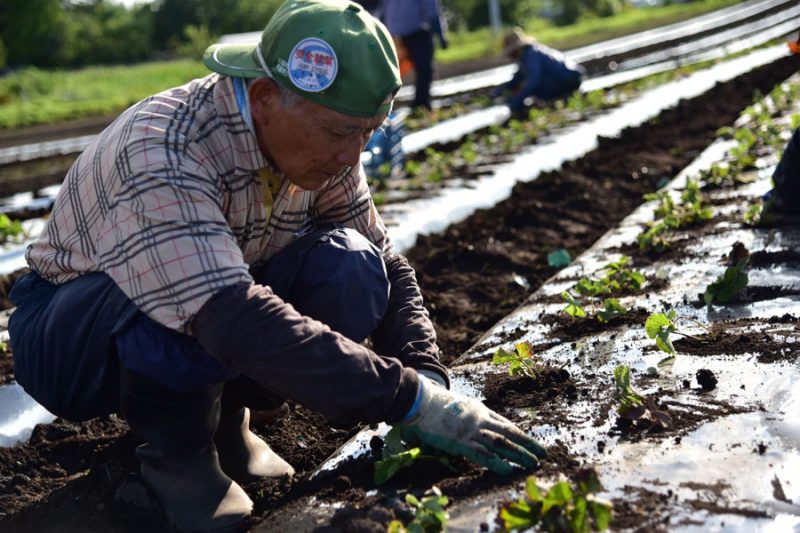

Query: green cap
203,0,401,117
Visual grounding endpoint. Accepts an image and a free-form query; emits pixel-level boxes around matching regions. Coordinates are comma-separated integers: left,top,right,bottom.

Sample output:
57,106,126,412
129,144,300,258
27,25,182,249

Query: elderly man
8,0,545,531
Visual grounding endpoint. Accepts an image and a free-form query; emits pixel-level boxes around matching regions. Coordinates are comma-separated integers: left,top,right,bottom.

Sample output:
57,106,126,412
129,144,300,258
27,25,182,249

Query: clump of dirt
695,368,718,390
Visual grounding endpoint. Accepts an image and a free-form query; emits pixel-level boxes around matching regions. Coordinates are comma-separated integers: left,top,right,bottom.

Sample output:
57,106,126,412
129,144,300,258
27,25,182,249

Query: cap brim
203,43,265,78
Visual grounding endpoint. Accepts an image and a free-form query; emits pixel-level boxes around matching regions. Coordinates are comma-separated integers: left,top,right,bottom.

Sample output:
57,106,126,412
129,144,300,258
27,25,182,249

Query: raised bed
0,45,798,533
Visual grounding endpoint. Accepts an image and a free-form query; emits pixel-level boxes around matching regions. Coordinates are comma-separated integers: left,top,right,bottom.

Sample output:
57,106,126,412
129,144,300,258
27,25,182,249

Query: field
0,6,799,531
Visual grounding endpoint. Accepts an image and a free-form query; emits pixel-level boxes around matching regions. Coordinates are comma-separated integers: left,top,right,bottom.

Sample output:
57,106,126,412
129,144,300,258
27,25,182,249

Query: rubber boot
215,402,295,483
119,368,253,532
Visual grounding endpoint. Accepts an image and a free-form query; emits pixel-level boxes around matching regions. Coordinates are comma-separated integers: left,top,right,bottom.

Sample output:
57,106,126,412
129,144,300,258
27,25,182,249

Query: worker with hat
492,27,584,112
7,1,546,531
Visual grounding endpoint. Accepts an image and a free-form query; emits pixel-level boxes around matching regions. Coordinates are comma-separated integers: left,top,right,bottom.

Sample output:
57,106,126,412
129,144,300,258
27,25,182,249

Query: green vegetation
1,0,746,130
374,427,451,485
637,179,713,253
645,310,712,356
0,214,25,245
498,469,612,533
612,365,671,427
388,487,449,533
437,0,743,64
0,60,208,129
493,340,546,379
561,256,645,322
704,258,749,306
743,198,774,227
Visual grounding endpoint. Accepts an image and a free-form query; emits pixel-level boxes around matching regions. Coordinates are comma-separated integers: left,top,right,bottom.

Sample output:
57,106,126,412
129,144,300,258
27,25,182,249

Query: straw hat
502,27,535,57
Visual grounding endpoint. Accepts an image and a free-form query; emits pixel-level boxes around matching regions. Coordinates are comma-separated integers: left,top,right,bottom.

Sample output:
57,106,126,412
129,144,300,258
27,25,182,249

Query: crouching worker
492,27,584,113
8,0,546,531
765,126,800,215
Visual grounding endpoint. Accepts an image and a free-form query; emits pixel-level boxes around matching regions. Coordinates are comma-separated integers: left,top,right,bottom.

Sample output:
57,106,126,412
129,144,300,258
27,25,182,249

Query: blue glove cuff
401,375,426,423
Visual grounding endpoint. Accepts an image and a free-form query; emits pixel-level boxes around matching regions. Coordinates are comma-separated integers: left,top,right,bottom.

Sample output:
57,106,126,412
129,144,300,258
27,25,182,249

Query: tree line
0,0,625,71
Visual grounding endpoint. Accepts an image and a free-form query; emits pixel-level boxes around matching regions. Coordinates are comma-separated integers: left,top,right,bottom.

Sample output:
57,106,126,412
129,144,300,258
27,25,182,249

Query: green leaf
704,260,749,305
569,496,589,533
525,476,542,502
645,312,676,355
500,501,538,530
645,312,671,338
383,426,407,457
515,341,533,360
492,347,517,365
374,447,422,484
589,500,613,531
597,298,627,323
561,291,586,318
655,333,676,355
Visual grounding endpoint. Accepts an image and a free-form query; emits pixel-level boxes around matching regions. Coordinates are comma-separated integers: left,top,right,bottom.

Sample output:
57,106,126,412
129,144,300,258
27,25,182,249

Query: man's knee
255,226,390,342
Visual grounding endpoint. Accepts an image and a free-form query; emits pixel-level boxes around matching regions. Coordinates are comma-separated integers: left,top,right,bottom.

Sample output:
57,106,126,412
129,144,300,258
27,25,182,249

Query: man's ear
250,77,279,124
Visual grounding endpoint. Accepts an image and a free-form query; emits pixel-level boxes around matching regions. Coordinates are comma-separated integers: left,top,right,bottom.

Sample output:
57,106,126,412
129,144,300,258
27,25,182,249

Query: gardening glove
396,376,546,474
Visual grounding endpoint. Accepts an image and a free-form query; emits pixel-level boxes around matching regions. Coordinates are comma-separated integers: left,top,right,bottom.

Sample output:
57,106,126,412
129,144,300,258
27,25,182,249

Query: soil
0,55,798,532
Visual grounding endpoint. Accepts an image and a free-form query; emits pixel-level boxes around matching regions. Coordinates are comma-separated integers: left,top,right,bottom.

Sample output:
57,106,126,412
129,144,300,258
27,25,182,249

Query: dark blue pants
402,29,435,110
769,127,800,214
9,227,389,421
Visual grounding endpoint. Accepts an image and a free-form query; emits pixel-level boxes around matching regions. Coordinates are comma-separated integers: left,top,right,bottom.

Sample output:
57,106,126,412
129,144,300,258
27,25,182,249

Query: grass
0,60,209,129
0,0,749,130
437,0,746,63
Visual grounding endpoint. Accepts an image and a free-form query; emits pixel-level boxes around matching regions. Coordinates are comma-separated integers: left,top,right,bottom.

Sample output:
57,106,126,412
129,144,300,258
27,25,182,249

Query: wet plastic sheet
264,82,800,531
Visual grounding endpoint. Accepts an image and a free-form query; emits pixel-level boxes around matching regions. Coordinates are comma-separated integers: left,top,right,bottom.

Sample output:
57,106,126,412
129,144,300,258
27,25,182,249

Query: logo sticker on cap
288,38,338,93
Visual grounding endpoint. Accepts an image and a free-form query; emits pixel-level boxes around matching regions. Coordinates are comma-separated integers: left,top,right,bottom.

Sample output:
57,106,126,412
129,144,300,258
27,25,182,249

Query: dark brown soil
405,55,800,363
0,55,798,532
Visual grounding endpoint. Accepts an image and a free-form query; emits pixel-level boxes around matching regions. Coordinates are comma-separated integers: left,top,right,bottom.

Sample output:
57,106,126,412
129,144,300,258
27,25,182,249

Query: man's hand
396,377,546,474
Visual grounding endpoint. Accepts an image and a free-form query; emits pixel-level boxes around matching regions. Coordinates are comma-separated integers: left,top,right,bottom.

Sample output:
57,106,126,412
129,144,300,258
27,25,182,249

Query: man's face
250,78,387,191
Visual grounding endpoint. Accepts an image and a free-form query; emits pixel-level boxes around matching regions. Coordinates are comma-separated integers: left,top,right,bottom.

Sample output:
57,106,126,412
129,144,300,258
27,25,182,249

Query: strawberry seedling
498,468,612,533
388,486,449,533
638,179,713,252
374,427,451,485
645,310,712,356
613,365,672,428
0,214,24,245
493,340,547,379
561,256,644,322
704,258,749,306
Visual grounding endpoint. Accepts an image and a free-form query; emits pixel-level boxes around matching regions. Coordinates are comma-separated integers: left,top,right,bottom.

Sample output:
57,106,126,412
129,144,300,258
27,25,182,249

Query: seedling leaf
562,291,587,318
613,365,645,420
492,341,542,379
374,447,421,485
499,469,612,532
645,312,677,355
704,258,749,305
597,298,627,323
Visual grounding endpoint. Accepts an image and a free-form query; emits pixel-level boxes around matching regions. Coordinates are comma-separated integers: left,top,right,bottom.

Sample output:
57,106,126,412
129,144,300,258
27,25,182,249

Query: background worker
7,0,545,531
766,126,800,214
492,27,584,113
378,0,448,111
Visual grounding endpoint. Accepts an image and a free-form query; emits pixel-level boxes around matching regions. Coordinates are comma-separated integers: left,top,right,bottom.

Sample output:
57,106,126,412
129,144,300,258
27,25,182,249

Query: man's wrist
401,375,427,423
416,369,447,388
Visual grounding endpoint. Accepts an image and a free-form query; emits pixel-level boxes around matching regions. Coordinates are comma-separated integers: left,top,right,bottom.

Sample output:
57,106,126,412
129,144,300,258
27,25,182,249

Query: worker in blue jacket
492,27,584,112
766,126,800,214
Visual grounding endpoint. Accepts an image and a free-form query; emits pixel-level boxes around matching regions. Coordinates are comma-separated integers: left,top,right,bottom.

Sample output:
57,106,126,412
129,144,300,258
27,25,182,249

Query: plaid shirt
27,74,388,331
